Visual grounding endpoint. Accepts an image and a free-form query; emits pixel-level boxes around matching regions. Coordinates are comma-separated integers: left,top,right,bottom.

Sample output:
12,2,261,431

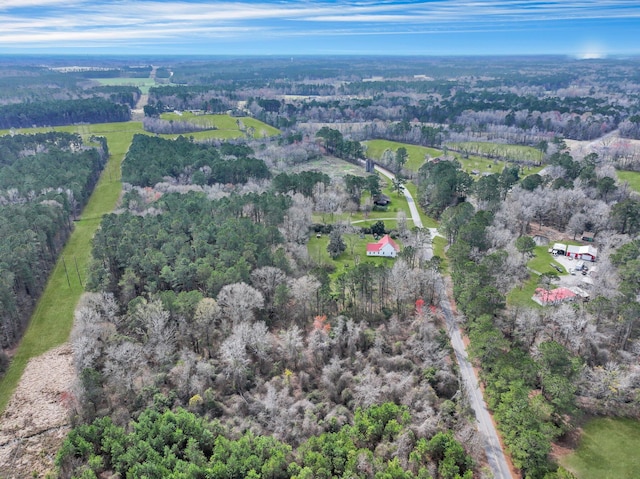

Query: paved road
374,165,424,228
375,163,513,479
437,277,513,479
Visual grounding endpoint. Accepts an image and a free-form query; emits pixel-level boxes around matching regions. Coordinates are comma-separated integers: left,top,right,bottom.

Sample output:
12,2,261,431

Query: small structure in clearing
366,234,400,258
373,194,391,206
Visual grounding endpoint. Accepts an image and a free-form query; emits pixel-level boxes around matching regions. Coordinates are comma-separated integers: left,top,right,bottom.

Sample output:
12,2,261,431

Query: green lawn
527,245,568,275
288,156,366,180
0,123,134,413
560,418,640,479
364,139,441,172
432,236,449,272
506,274,542,309
308,233,401,280
616,170,640,193
506,246,568,308
456,155,507,175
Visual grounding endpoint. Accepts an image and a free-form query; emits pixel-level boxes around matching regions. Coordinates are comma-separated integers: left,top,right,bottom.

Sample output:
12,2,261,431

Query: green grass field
364,139,441,172
448,141,544,164
506,245,568,308
2,114,279,143
364,139,544,178
161,112,280,138
94,77,158,94
616,170,640,193
560,418,640,479
432,236,449,272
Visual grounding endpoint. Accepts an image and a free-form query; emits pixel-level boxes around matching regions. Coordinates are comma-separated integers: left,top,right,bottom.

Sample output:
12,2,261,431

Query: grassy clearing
456,154,544,176
448,141,544,164
507,274,542,309
560,418,640,479
93,77,157,94
457,155,507,175
2,113,279,144
307,233,401,280
527,245,567,275
616,170,640,193
161,112,280,138
288,156,365,180
0,124,133,413
506,246,567,308
364,139,441,172
364,139,544,178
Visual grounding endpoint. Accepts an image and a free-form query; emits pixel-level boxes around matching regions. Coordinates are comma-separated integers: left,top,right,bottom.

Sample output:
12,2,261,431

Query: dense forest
0,98,131,129
122,135,271,187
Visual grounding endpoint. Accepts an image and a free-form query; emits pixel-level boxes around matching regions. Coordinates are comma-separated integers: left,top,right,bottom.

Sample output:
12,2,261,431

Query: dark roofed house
373,194,391,206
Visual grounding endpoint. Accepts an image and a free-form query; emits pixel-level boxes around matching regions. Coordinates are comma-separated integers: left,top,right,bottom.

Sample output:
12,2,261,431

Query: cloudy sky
1,0,638,57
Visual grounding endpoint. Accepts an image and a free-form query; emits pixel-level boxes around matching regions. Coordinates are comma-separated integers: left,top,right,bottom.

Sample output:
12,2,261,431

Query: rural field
560,418,640,479
364,139,544,177
93,77,158,94
448,141,544,164
364,139,440,171
616,170,640,193
161,112,281,138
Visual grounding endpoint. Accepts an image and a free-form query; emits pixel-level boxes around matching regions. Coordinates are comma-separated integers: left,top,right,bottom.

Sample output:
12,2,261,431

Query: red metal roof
366,234,400,252
534,287,576,304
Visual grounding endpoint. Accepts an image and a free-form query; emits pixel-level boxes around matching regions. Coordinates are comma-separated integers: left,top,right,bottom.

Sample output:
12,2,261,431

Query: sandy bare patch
0,344,76,478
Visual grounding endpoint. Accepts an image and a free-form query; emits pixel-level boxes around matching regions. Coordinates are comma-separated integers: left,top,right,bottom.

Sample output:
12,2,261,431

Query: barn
566,245,597,262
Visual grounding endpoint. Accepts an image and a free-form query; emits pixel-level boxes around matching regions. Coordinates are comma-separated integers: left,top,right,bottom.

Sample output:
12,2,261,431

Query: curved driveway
374,164,513,479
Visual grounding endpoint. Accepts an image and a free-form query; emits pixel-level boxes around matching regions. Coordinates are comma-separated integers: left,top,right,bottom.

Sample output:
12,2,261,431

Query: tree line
0,97,131,129
0,133,107,362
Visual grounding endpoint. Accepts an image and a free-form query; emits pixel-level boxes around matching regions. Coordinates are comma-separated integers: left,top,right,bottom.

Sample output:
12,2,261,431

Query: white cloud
1,0,639,48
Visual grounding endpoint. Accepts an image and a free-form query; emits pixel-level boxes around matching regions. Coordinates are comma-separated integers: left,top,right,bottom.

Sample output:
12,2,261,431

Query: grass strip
0,124,134,413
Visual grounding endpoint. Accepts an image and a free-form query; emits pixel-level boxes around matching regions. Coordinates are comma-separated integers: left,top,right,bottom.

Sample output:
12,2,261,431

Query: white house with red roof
366,234,400,258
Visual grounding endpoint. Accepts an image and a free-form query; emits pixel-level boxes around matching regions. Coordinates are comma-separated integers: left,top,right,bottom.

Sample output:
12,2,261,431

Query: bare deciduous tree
217,282,265,326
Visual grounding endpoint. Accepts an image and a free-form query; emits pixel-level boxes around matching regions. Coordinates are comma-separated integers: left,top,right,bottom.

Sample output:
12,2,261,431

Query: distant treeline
69,65,152,79
87,85,141,108
0,133,107,354
0,97,130,129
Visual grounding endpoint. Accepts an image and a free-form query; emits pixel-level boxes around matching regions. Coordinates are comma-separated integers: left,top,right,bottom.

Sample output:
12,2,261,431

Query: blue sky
1,1,639,57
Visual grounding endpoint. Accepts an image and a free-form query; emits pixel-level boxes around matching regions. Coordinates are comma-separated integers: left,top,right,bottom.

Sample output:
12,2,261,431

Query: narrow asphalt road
374,164,513,479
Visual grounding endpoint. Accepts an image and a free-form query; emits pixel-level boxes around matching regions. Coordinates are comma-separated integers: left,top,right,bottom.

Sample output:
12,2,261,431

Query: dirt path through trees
0,344,75,478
